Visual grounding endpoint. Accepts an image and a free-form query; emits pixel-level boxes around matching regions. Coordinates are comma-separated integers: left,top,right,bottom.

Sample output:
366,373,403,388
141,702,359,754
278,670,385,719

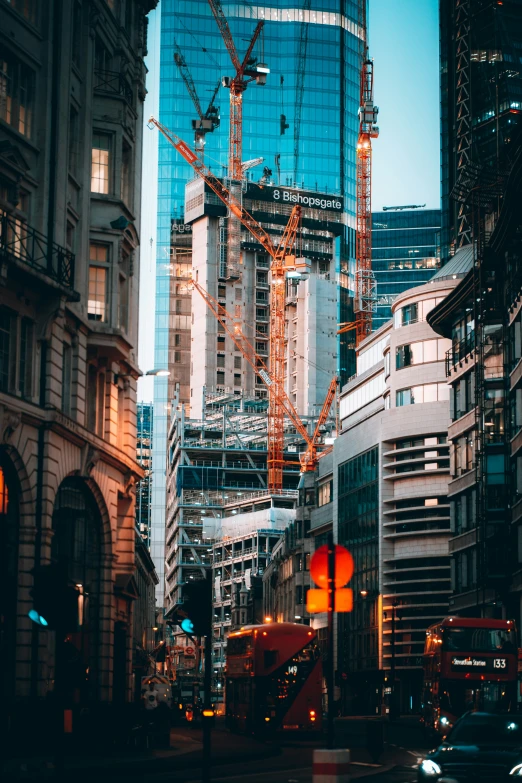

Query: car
418,712,522,782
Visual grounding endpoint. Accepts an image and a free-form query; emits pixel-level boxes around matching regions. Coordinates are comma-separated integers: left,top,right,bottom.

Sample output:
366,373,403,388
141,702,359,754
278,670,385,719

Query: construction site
147,0,379,705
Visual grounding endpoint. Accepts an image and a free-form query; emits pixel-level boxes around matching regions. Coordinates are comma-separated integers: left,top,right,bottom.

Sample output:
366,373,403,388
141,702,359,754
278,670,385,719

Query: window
72,2,82,67
174,334,181,347
174,351,181,363
318,480,332,506
91,133,111,193
4,0,38,23
118,254,129,332
19,317,33,398
233,373,241,386
396,339,449,369
88,244,109,321
216,371,225,386
234,356,242,369
68,106,79,176
121,141,131,205
396,383,450,406
62,343,72,416
217,354,225,368
235,287,242,300
96,372,105,437
0,307,15,392
0,55,35,138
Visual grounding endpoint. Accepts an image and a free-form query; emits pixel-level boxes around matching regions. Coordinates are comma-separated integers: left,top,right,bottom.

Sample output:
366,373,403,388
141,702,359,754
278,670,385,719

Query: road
142,743,424,783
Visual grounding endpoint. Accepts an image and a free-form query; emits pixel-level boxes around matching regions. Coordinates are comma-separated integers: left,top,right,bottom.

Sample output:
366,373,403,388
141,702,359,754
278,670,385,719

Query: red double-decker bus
225,622,322,736
422,617,518,735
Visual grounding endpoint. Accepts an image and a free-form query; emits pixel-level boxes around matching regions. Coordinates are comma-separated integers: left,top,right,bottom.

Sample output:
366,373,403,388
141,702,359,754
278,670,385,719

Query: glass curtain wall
152,0,362,605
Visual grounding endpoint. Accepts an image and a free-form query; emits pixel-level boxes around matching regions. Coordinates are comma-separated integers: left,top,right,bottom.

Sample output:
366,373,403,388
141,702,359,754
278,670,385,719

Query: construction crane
190,278,338,479
207,0,268,180
207,1,268,281
173,39,220,162
338,2,379,346
294,0,312,184
148,117,333,489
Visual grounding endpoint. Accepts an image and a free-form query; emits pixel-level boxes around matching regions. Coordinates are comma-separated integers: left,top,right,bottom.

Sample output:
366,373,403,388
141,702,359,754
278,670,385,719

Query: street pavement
3,720,429,782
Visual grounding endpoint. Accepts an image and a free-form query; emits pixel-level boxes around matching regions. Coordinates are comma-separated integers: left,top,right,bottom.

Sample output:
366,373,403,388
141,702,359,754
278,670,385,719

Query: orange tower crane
190,279,338,479
338,3,379,346
148,118,333,490
207,0,267,180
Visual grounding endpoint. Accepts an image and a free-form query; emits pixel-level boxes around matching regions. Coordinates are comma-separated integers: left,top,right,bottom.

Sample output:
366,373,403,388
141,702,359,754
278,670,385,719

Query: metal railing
94,69,133,105
0,212,75,290
445,331,475,375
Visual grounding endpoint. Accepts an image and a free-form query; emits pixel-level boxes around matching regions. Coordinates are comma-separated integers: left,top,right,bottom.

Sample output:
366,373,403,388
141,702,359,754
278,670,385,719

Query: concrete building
136,401,153,546
0,0,156,746
186,180,344,419
150,0,364,599
372,208,441,332
333,267,464,715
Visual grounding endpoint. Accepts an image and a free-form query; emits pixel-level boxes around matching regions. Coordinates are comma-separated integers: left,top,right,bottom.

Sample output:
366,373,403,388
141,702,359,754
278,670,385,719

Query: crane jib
175,140,198,164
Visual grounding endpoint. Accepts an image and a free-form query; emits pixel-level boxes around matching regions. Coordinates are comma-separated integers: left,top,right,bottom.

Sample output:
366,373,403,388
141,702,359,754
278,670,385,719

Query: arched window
52,478,102,699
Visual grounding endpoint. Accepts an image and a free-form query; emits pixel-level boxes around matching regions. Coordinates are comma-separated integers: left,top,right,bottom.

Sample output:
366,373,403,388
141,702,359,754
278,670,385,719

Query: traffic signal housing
29,564,80,631
181,576,212,636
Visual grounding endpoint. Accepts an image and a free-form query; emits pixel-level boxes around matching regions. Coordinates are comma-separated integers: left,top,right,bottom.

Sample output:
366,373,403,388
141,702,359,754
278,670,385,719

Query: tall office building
440,0,522,260
372,208,441,332
151,1,363,603
136,402,153,547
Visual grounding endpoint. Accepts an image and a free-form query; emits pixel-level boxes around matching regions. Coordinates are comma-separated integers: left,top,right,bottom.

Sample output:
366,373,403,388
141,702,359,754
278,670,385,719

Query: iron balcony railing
445,331,476,375
94,69,133,105
0,212,75,290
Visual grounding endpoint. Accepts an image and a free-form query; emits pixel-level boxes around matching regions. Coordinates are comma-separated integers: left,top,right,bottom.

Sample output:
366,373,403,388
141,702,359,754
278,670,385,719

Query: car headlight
420,759,442,776
510,764,522,776
440,716,450,726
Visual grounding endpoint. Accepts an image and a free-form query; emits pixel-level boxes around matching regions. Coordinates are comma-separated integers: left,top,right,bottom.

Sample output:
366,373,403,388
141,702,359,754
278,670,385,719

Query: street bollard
312,749,351,783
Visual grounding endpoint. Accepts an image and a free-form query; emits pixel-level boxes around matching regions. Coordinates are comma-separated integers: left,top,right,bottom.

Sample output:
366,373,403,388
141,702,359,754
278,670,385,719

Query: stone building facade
0,0,156,744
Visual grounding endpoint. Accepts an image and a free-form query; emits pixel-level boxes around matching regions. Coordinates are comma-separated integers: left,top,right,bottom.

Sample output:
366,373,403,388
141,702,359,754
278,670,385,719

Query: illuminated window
88,243,109,321
91,133,111,193
0,466,8,514
0,56,34,138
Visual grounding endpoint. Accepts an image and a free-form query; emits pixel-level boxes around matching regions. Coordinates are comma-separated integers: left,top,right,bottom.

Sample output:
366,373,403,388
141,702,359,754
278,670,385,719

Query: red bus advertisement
225,622,322,736
422,617,518,735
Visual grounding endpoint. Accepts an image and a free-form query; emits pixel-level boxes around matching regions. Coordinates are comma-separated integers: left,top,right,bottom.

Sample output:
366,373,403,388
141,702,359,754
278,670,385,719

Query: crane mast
354,3,379,347
173,40,220,163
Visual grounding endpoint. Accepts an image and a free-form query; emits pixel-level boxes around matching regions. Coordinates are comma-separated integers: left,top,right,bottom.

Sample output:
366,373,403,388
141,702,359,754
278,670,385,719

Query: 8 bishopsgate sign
245,182,344,213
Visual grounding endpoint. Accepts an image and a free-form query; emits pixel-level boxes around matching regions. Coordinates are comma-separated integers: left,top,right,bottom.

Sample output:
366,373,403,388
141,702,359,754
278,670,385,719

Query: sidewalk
2,725,281,781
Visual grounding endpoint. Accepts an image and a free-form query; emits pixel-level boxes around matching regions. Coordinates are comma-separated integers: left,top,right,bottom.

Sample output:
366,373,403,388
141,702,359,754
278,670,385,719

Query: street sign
184,646,195,657
307,543,354,615
310,544,353,588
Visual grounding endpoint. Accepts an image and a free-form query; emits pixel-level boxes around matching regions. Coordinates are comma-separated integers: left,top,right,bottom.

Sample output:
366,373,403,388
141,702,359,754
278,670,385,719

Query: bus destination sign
451,655,508,673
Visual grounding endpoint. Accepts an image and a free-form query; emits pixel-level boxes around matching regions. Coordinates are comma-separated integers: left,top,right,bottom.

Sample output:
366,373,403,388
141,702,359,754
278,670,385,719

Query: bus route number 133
494,658,507,669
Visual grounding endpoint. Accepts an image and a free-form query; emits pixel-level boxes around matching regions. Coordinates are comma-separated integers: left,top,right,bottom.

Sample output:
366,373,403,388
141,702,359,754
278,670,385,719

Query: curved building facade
334,267,463,714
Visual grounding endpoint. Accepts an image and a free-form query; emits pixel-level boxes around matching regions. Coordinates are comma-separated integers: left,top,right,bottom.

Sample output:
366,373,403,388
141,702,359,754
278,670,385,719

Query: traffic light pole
327,532,335,750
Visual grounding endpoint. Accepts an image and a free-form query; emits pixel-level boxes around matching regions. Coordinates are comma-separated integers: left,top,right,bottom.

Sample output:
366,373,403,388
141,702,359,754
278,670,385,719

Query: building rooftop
430,245,474,282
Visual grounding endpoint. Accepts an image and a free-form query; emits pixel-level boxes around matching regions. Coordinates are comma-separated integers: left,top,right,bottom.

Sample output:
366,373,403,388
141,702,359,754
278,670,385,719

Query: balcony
446,331,475,375
0,213,76,293
94,69,133,106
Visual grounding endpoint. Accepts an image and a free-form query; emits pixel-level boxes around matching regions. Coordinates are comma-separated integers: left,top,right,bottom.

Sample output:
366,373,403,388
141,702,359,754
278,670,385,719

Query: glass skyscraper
372,208,441,332
151,1,363,604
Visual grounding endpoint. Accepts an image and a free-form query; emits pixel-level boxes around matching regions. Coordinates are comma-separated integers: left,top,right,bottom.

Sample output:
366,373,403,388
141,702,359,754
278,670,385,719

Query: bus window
264,650,277,668
443,627,515,652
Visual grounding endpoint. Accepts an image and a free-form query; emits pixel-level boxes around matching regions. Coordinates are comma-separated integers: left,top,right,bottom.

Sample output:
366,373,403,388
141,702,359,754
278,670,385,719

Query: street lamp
145,369,170,377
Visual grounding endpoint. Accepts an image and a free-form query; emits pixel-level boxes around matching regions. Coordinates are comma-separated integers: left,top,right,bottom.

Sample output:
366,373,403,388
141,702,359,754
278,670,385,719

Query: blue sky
138,0,441,401
370,0,440,210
